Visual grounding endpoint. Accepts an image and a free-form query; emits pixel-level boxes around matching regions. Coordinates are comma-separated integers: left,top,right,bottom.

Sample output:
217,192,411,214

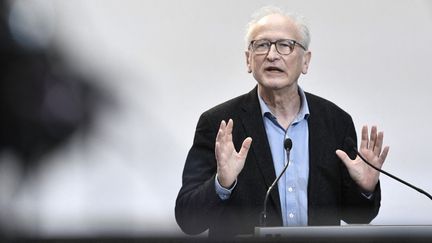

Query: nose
266,43,280,61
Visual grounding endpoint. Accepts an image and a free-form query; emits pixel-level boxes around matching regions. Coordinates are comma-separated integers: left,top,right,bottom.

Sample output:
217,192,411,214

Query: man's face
245,14,311,91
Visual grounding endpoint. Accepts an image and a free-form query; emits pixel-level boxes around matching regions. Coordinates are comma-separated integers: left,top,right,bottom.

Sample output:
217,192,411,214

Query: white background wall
1,0,432,237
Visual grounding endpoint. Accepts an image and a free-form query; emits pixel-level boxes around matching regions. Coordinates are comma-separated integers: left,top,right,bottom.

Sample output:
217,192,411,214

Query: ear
245,51,252,73
301,51,312,74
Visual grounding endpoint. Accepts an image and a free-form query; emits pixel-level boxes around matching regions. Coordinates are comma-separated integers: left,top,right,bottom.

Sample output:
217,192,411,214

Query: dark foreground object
3,225,432,243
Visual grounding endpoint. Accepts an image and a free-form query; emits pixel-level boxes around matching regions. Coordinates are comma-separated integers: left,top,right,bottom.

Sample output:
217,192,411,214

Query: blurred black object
0,0,104,167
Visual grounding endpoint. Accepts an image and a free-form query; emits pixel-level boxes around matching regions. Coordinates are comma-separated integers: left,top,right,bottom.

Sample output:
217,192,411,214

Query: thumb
238,137,252,159
336,149,352,167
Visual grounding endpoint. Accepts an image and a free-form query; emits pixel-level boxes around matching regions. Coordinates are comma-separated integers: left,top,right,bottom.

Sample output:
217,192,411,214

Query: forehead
249,14,300,41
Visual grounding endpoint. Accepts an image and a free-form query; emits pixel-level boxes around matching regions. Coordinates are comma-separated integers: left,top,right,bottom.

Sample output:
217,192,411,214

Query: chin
259,79,295,91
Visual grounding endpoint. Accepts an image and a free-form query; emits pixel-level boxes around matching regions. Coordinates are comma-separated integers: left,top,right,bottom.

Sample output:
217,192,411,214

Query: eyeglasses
249,39,306,55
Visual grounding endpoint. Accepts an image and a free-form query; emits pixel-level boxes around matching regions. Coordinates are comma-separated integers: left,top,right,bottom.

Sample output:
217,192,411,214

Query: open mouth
264,66,284,73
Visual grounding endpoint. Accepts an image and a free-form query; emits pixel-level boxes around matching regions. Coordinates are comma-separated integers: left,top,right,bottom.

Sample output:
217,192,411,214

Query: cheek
250,57,264,70
287,58,304,72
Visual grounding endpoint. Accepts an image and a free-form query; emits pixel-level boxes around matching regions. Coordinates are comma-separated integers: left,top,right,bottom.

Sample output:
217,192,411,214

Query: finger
226,119,233,133
360,125,369,150
373,131,384,155
216,120,225,143
335,149,352,168
379,146,390,165
215,141,221,162
238,137,253,159
220,120,226,133
220,119,226,128
215,129,225,163
224,119,233,143
369,126,377,150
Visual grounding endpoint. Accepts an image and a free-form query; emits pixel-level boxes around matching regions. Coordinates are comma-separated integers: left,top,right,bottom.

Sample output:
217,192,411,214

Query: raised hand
215,119,252,188
336,125,390,192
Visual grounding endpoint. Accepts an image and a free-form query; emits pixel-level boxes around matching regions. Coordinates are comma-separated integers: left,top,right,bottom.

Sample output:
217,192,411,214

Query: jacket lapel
239,87,282,218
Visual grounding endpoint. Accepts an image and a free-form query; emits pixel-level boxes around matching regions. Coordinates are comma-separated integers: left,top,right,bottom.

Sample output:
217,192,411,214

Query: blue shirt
257,87,310,226
215,87,310,226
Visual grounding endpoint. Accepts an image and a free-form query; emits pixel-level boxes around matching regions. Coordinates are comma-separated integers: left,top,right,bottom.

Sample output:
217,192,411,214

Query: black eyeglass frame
248,39,307,55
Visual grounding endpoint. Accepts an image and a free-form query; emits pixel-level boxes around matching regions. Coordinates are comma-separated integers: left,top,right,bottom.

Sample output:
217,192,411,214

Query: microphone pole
260,138,293,227
345,137,432,200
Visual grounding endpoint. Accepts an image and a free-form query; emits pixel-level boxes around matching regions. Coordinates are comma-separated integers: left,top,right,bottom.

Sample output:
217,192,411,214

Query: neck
258,84,301,129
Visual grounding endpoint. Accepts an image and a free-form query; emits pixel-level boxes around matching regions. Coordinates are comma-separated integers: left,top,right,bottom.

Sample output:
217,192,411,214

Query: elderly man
175,6,389,238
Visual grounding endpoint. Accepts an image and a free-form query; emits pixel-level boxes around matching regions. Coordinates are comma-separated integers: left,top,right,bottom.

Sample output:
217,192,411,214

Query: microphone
260,138,293,227
344,137,432,200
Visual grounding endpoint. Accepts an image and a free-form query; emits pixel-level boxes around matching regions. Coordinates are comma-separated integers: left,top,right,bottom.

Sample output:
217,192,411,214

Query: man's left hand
336,125,390,193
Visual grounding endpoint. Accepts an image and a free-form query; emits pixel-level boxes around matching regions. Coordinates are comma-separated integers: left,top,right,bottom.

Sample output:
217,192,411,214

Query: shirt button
288,187,293,192
289,213,294,218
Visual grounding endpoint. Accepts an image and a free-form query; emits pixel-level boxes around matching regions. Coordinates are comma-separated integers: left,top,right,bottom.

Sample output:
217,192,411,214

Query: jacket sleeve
174,112,226,235
339,116,381,224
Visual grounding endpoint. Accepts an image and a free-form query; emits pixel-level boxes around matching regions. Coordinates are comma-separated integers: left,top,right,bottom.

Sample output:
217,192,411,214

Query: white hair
245,6,311,50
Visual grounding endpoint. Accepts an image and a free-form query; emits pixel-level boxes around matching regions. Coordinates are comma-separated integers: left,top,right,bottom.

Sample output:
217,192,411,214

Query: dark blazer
175,86,381,238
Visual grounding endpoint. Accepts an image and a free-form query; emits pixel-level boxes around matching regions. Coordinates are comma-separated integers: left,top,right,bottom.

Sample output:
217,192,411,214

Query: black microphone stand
260,138,292,226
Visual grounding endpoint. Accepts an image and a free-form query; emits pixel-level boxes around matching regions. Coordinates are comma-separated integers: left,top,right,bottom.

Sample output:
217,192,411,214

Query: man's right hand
215,119,252,188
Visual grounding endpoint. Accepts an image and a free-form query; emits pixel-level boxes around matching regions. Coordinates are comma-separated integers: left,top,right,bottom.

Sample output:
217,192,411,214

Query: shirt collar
258,86,310,122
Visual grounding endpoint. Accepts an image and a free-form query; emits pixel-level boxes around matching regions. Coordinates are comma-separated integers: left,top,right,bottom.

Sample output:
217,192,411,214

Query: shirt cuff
215,174,237,200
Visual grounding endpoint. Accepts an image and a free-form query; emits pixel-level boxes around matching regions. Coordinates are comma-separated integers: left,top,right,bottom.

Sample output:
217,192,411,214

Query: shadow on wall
0,0,110,236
